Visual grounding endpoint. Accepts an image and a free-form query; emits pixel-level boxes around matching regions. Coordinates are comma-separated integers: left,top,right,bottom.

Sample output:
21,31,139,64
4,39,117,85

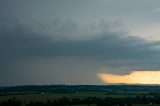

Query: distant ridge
1,84,160,95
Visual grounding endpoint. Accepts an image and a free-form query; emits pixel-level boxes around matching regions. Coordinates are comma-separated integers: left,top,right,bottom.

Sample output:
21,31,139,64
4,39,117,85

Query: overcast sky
1,0,160,86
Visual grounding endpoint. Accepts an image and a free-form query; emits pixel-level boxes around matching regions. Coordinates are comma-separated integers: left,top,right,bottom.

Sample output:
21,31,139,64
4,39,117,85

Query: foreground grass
0,92,137,102
73,104,96,106
132,104,160,106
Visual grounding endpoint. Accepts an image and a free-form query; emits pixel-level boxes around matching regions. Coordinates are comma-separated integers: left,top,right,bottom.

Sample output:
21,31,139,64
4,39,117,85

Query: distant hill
1,85,160,94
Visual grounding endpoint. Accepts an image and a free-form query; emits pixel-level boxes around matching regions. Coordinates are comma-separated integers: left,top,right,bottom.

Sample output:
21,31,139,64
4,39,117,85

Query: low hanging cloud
1,17,160,59
0,17,160,64
1,17,160,85
98,71,160,84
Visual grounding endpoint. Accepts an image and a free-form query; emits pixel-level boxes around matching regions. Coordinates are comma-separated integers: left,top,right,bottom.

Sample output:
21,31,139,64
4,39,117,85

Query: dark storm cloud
0,17,160,62
1,17,160,85
0,18,53,59
1,0,160,85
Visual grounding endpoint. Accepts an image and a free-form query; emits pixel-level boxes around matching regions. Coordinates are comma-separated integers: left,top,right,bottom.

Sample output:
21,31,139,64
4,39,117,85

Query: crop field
0,85,160,106
133,104,160,106
0,92,138,102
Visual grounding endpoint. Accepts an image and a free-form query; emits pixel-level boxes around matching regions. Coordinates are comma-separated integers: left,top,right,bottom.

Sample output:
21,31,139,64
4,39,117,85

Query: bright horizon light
98,71,160,84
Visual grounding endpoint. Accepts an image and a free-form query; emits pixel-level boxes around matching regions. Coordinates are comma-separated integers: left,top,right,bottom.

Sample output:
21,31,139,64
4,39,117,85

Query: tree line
1,95,160,106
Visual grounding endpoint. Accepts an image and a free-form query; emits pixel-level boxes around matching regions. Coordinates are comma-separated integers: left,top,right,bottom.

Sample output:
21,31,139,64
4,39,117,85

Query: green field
0,92,132,102
0,92,152,103
133,104,160,106
73,104,96,106
0,92,159,106
73,104,160,106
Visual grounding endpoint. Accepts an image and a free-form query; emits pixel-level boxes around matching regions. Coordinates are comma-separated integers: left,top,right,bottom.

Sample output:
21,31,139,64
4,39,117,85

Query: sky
98,71,160,84
1,0,160,86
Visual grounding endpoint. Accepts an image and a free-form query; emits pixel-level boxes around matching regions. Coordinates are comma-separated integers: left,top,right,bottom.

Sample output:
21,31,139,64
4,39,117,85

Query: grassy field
0,93,159,106
0,92,140,102
73,104,96,106
0,91,156,106
73,104,160,106
133,104,160,106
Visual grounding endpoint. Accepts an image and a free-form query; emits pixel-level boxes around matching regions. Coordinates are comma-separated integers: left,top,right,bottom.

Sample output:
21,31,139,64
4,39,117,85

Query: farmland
0,85,160,106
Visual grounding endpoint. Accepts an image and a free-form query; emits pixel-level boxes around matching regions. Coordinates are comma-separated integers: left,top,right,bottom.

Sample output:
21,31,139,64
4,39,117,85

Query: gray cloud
1,0,160,85
1,16,160,85
1,17,159,58
0,18,53,58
